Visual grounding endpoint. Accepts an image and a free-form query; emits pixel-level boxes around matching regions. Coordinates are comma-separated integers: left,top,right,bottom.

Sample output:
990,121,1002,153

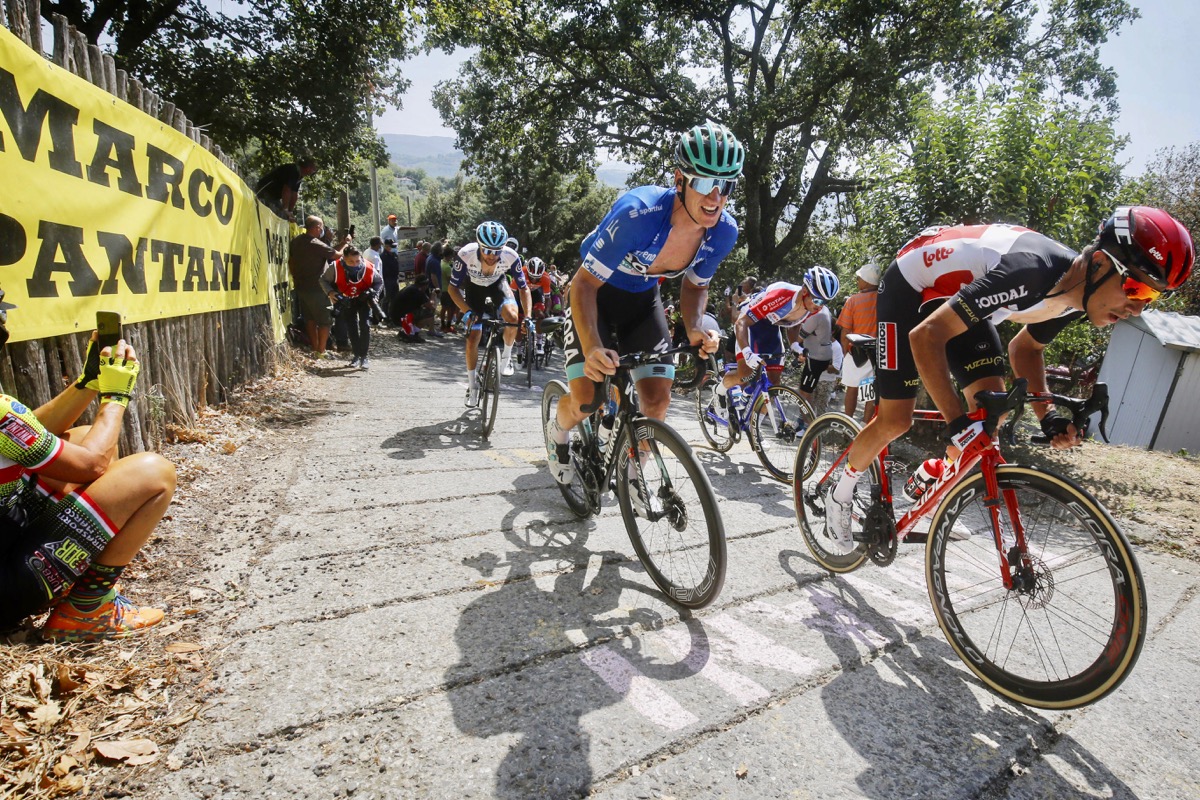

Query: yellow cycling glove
97,356,140,407
75,339,101,391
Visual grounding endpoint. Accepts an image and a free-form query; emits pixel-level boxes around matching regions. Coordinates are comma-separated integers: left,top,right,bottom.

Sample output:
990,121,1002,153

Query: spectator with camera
320,245,384,369
0,297,177,641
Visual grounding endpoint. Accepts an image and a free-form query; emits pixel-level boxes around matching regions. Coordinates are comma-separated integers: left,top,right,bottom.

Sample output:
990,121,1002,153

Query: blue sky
375,3,1200,174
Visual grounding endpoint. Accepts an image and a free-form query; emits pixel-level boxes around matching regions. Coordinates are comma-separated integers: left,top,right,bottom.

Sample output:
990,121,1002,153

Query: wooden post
24,0,40,54
72,30,91,83
51,13,69,68
87,43,105,90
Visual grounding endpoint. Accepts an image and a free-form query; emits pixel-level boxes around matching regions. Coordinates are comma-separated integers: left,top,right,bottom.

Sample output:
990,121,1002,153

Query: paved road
154,335,1200,800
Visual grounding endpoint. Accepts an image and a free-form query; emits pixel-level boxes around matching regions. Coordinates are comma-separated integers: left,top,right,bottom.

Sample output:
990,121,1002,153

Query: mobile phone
349,224,356,237
96,311,122,350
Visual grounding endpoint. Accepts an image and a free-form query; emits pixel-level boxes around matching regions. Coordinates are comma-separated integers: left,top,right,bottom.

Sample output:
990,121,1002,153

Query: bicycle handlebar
979,379,1111,445
579,345,705,414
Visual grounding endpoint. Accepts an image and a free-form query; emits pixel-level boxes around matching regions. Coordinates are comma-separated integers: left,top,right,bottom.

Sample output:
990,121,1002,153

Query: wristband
99,392,130,408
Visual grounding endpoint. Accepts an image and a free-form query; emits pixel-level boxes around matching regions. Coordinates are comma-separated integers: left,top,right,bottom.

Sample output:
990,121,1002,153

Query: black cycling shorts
562,284,672,382
798,358,831,394
0,479,115,627
463,281,515,319
874,261,1006,400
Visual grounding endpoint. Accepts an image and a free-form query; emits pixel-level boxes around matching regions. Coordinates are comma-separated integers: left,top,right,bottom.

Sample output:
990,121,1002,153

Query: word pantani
0,30,290,342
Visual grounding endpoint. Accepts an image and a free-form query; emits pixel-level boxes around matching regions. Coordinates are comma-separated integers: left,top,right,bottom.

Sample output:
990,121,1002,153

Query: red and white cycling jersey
892,224,1082,337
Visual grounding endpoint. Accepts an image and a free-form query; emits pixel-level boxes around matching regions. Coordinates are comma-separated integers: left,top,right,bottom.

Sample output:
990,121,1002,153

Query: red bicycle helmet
1097,206,1194,291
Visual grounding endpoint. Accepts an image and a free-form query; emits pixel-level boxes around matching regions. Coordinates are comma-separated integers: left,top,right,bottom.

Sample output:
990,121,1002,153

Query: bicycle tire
926,465,1147,709
748,385,814,482
695,373,736,452
541,380,593,519
793,413,874,573
615,417,726,608
481,346,501,438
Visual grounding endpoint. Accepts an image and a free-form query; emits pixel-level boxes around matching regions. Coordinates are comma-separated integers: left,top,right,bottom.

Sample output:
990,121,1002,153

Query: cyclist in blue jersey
545,122,744,486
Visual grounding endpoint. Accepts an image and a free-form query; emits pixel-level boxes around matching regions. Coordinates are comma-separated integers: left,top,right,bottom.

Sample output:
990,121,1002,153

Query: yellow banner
0,26,289,343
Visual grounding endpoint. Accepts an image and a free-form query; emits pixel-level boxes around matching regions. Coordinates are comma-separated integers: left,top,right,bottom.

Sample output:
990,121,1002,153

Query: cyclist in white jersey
824,207,1195,544
449,221,532,406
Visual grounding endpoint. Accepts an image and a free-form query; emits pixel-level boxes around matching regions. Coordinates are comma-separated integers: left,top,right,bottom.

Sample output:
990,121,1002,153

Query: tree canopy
44,0,416,177
429,0,1138,271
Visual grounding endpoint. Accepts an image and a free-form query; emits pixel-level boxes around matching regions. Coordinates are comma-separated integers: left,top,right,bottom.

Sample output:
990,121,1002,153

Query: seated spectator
255,158,317,221
389,274,437,343
0,295,177,641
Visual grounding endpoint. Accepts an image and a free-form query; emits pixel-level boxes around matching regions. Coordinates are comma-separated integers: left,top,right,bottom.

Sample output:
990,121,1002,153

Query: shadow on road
779,551,1138,798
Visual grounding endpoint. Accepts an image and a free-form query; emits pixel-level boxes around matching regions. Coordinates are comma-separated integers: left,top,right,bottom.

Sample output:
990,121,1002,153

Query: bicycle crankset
863,502,898,567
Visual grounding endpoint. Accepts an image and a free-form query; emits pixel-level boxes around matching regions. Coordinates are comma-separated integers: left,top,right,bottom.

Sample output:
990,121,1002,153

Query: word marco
0,67,235,223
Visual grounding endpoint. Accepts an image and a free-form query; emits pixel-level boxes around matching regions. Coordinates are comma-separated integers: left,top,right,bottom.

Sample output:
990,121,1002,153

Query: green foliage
427,0,1137,270
853,78,1127,258
48,0,417,179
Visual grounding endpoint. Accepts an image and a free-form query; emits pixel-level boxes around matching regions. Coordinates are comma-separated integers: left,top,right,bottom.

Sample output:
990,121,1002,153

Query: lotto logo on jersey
878,322,898,371
922,246,955,268
0,413,39,448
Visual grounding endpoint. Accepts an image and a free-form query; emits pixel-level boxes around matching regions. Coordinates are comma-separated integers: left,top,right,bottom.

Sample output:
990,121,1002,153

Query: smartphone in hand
96,311,122,350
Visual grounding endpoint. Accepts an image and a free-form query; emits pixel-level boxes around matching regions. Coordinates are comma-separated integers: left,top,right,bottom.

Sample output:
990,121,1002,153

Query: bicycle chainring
865,502,898,567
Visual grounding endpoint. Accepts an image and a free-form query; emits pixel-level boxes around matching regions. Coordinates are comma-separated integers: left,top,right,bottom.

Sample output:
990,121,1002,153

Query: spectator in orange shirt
836,262,880,419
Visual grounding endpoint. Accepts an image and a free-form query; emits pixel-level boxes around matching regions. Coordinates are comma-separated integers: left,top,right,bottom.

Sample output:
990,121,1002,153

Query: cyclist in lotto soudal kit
545,122,742,487
715,267,840,414
449,221,532,406
824,206,1195,544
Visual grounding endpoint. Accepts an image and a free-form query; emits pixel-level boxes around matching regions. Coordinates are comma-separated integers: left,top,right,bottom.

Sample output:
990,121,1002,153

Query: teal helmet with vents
675,122,745,179
476,221,508,250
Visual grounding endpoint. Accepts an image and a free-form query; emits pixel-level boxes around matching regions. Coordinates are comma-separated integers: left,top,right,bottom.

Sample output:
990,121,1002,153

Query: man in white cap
836,261,879,419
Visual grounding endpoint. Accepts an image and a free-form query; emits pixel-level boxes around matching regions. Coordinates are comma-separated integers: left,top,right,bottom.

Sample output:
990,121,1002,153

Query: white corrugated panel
1152,353,1200,452
1097,324,1177,448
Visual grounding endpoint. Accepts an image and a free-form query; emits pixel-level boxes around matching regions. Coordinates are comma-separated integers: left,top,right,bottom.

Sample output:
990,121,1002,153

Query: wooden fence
2,1,281,454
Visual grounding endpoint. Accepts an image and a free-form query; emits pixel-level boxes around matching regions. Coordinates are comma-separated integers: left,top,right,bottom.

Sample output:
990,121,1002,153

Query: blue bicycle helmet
803,266,840,304
675,122,745,179
476,221,508,250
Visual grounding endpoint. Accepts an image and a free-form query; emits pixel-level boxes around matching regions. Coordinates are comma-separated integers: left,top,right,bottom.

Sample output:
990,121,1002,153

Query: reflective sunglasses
802,288,826,307
479,245,503,256
1103,249,1163,303
685,174,738,197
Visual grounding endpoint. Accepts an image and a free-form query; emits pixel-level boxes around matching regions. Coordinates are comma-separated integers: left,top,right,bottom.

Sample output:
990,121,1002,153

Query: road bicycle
695,362,816,482
541,346,727,608
536,316,566,370
467,305,520,439
792,337,1146,709
513,317,538,388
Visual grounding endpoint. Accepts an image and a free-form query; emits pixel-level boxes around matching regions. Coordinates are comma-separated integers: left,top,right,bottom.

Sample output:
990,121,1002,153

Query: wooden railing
2,0,280,453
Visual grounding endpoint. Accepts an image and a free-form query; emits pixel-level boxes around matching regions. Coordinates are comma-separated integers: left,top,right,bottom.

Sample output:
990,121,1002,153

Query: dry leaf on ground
95,737,159,765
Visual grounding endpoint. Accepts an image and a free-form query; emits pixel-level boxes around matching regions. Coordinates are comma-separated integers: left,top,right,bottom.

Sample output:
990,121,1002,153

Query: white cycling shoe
501,359,515,377
465,385,480,408
824,494,855,547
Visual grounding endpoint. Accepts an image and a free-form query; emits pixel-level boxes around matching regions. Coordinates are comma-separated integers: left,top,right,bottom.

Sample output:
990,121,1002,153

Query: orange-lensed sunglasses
1103,249,1163,303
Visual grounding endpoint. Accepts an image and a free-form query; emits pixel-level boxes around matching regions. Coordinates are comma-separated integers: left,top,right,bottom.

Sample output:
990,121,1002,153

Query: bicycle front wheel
480,346,502,438
748,386,814,482
615,418,726,608
793,413,873,572
541,380,594,519
926,465,1147,709
695,373,736,452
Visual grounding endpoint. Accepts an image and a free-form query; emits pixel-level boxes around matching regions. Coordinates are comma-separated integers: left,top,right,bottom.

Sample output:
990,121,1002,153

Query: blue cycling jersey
578,186,739,293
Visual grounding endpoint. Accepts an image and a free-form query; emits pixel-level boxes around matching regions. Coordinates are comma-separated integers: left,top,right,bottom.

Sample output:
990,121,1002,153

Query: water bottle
596,414,616,456
903,458,947,502
728,385,747,414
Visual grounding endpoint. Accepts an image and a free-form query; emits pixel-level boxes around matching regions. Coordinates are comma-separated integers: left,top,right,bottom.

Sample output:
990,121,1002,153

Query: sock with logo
65,562,124,612
832,465,863,505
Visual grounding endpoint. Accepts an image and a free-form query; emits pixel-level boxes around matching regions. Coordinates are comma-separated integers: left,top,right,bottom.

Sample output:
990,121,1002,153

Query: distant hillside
382,133,635,188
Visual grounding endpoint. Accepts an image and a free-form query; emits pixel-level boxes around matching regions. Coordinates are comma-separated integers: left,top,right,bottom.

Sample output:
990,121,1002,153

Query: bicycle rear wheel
615,417,726,608
749,386,814,482
541,380,594,519
480,346,502,438
695,373,736,452
793,413,873,572
926,465,1147,709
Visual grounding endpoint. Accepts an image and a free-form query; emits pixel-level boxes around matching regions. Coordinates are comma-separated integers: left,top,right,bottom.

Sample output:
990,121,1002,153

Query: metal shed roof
1124,310,1200,353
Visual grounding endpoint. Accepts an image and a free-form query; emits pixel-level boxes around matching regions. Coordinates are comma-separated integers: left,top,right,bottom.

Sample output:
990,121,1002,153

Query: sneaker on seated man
0,295,176,642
